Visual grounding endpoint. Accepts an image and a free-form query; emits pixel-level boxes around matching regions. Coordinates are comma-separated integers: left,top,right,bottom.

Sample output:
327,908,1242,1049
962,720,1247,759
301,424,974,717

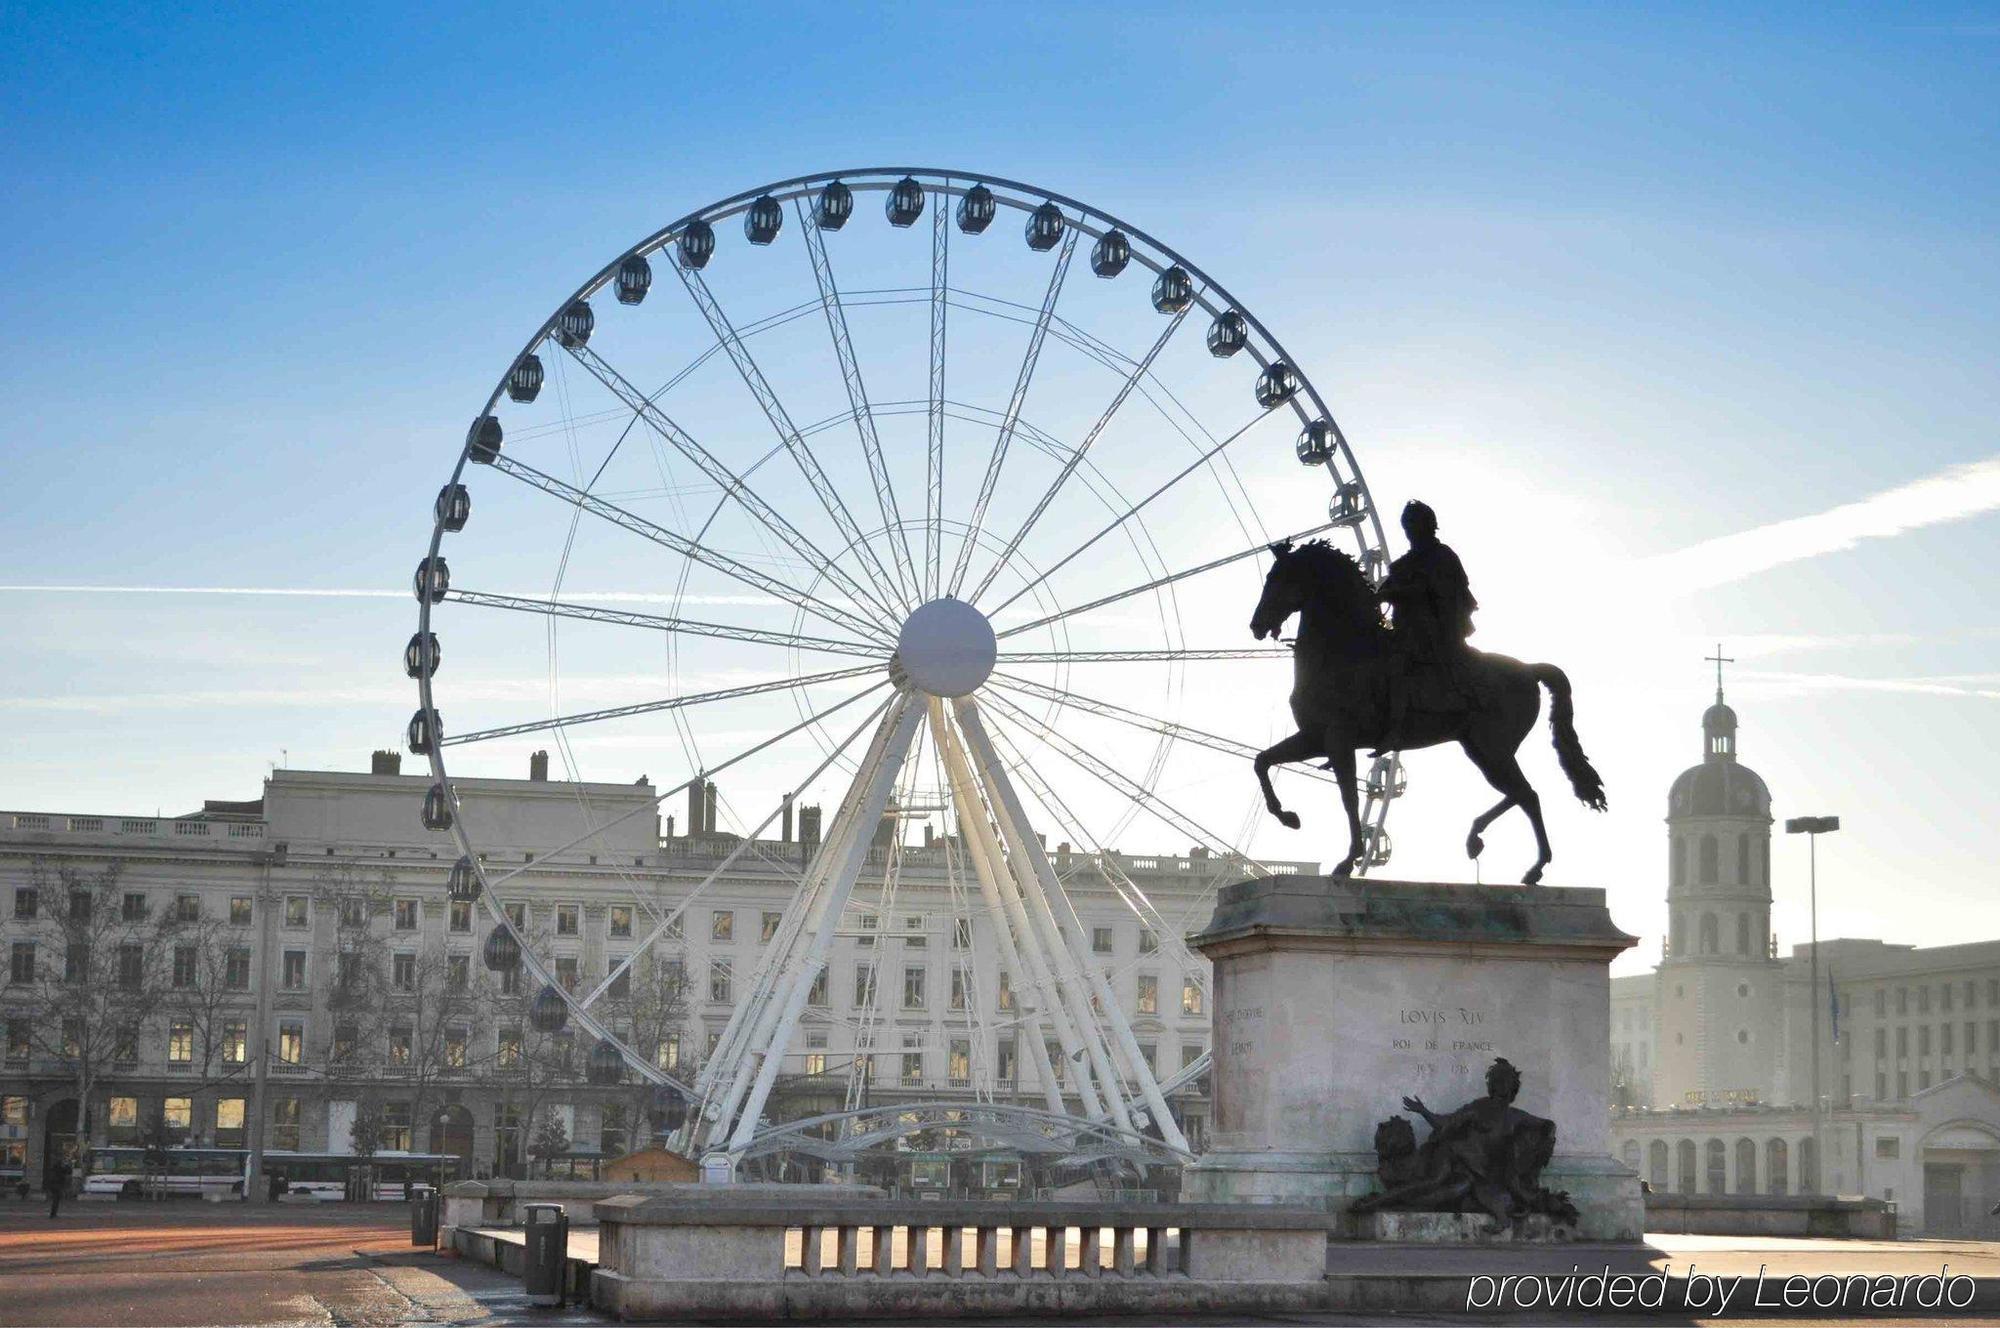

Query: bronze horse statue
1249,539,1605,884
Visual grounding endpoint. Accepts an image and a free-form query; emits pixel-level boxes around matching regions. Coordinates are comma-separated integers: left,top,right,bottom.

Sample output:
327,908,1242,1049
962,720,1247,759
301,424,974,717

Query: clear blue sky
2,4,1995,973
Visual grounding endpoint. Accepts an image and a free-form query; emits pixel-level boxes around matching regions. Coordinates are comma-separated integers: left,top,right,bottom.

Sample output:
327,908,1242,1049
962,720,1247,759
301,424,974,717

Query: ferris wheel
407,168,1398,1162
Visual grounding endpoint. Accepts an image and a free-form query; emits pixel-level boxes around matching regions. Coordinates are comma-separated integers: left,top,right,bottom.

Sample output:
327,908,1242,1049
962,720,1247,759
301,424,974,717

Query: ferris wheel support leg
928,699,1068,1118
955,697,1194,1157
954,702,1136,1134
717,693,924,1159
935,702,1110,1122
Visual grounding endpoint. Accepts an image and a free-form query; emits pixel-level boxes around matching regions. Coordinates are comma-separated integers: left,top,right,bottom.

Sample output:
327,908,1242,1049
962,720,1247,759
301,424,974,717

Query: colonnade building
1,754,1275,1195
1608,681,2000,1237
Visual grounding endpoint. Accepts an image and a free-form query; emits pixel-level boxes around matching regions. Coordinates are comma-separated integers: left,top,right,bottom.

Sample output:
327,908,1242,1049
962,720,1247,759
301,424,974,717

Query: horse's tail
1532,663,1607,812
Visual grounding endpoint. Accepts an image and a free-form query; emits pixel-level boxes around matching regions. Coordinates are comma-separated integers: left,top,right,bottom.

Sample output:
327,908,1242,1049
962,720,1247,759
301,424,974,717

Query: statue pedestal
1179,877,1643,1241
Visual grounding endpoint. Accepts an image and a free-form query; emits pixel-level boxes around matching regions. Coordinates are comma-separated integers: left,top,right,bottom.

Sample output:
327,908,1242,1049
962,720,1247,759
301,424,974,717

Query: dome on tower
1670,668,1771,819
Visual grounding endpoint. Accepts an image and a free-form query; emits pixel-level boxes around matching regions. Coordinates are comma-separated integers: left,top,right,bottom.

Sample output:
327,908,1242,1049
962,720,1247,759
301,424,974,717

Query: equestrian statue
1249,500,1606,885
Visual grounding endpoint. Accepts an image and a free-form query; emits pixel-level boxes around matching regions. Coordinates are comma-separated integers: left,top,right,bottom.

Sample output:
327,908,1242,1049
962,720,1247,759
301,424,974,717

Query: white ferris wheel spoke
996,519,1340,642
926,191,949,601
672,262,910,621
484,450,891,643
557,339,903,634
947,225,1080,597
983,407,1280,618
441,664,881,747
967,303,1191,604
795,196,921,605
443,587,882,658
988,671,1342,789
576,692,894,1014
999,647,1292,663
980,689,1267,872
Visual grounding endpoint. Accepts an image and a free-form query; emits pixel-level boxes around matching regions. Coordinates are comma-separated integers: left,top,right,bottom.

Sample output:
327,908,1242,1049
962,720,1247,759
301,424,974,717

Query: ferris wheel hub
895,597,997,698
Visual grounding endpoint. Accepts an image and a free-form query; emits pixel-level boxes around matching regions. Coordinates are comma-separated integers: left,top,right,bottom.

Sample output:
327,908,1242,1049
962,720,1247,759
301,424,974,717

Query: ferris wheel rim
410,165,1401,1109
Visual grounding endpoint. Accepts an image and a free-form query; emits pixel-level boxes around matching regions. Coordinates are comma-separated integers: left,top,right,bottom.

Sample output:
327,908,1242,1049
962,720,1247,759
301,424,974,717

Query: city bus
81,1147,459,1200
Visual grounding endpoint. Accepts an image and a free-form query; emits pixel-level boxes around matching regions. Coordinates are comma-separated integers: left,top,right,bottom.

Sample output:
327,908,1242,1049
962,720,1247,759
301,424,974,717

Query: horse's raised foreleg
1322,743,1364,877
1254,730,1322,831
1465,794,1516,862
1463,738,1551,885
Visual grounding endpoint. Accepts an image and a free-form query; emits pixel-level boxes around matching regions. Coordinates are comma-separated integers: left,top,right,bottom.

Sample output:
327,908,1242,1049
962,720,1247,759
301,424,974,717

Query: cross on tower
1706,643,1734,702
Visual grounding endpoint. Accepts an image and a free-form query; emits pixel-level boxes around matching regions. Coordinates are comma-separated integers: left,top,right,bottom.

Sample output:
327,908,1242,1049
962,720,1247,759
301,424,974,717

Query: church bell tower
1652,649,1782,1107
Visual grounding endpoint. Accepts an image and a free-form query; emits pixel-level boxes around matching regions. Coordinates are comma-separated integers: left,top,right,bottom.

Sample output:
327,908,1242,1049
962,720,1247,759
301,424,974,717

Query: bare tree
600,957,692,1154
154,910,259,1135
9,861,182,1155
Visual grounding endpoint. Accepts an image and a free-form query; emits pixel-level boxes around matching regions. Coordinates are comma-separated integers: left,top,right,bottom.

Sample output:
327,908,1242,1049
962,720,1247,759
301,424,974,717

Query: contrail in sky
0,586,790,608
1645,454,2000,593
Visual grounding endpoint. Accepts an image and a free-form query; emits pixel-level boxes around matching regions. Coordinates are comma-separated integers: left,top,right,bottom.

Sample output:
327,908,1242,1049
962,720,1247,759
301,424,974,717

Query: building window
389,1024,412,1066
173,893,200,923
1136,974,1158,1015
610,905,633,939
555,905,579,936
1671,837,1685,887
162,1097,192,1137
901,1035,923,1086
807,966,828,1006
447,954,469,990
118,944,145,988
1092,926,1113,955
996,970,1013,1011
381,1102,412,1152
1876,1135,1900,1159
555,956,579,991
172,945,198,989
445,1026,468,1069
950,969,969,1012
332,1023,358,1064
220,944,249,990
108,1096,139,1143
1182,981,1204,1016
855,914,877,947
3,1022,27,1064
505,901,526,929
223,1022,247,1065
1136,1041,1156,1075
804,1034,826,1077
948,1038,971,1086
709,960,732,1004
997,1039,1017,1080
278,1019,304,1065
498,1027,522,1069
393,953,416,991
1698,913,1718,955
1920,1026,1932,1056
226,896,251,926
761,911,782,944
903,915,926,948
7,943,31,986
1699,835,1718,884
853,963,876,1008
121,892,147,922
953,918,971,950
448,900,471,933
656,1032,679,1071
271,1098,300,1150
1138,928,1159,955
11,888,34,920
285,896,309,928
167,1021,194,1064
214,1098,246,1147
902,966,926,1009
710,910,733,943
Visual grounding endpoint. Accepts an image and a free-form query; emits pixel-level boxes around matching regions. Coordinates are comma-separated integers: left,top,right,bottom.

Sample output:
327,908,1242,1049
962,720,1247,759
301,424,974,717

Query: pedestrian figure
46,1156,71,1218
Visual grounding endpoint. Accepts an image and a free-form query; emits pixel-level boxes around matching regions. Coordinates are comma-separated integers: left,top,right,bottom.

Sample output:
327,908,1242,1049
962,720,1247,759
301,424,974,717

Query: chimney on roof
704,780,718,834
529,750,549,782
799,804,823,861
688,780,705,835
371,750,402,776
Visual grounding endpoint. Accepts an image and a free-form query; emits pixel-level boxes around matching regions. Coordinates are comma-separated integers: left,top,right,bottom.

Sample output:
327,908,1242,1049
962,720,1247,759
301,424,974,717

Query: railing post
1143,1226,1166,1275
976,1225,999,1276
872,1224,895,1277
943,1225,964,1276
1113,1226,1137,1276
838,1225,860,1276
1011,1225,1035,1277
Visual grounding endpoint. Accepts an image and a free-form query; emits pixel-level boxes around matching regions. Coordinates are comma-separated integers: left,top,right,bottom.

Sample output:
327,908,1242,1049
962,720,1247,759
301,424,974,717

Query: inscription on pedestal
1377,1002,1509,1099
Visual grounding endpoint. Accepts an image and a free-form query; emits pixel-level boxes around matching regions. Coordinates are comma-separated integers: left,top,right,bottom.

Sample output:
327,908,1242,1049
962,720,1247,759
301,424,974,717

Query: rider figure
1377,500,1478,746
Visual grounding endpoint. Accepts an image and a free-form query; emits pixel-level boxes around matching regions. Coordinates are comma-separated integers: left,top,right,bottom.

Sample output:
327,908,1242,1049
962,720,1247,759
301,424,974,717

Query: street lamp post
1786,814,1840,1194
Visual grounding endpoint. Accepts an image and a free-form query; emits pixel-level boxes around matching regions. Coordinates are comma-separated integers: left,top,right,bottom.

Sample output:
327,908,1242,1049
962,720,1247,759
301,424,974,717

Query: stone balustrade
590,1196,1333,1320
440,1178,879,1231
